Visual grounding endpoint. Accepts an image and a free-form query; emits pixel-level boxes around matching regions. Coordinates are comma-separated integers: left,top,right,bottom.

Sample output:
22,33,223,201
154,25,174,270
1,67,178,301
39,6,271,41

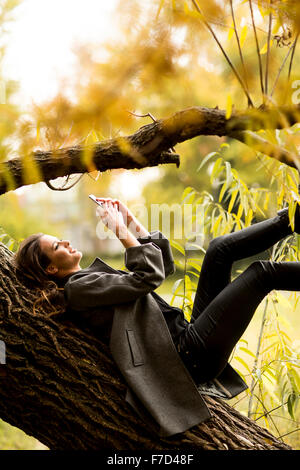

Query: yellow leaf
219,182,227,203
228,189,238,213
227,22,234,42
272,18,282,36
257,0,268,18
236,203,243,221
156,0,165,19
245,208,253,226
287,174,298,193
226,94,232,119
212,214,222,233
210,157,223,183
263,192,270,211
277,187,285,207
260,40,273,55
288,202,297,232
240,25,248,48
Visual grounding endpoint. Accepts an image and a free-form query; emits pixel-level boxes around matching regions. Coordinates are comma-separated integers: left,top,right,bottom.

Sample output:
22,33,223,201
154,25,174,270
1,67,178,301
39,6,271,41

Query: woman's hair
14,233,66,317
14,233,53,286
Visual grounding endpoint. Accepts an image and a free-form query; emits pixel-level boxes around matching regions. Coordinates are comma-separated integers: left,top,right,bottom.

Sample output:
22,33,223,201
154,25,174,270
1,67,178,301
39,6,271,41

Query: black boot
277,204,300,234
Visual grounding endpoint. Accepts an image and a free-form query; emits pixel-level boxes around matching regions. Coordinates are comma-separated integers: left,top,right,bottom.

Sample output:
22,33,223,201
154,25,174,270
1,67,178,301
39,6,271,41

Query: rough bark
1,104,300,195
0,244,292,450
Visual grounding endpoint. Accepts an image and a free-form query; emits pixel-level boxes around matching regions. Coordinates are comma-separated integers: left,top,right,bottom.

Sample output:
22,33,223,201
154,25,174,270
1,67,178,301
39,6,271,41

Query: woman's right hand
96,200,127,236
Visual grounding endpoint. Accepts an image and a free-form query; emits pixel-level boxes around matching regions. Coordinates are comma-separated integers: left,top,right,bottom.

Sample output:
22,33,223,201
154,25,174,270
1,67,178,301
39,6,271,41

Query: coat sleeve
64,242,165,310
136,231,175,277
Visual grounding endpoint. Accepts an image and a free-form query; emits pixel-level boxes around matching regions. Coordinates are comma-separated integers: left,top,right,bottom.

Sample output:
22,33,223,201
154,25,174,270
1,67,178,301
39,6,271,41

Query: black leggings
177,213,300,383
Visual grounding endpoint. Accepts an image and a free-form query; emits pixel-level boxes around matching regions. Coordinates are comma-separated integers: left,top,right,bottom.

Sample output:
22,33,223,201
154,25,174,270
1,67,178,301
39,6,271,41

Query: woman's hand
96,197,134,227
96,200,126,236
96,199,140,248
96,196,150,238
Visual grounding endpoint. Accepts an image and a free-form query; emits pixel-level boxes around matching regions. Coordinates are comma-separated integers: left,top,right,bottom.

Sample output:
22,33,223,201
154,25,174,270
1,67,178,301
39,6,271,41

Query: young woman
14,198,300,437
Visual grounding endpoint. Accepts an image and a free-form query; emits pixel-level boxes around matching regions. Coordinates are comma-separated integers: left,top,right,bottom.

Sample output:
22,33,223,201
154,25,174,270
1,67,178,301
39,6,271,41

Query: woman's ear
46,264,58,275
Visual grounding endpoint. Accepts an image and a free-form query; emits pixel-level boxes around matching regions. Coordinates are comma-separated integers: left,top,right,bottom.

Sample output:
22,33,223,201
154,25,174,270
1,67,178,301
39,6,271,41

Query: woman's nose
62,240,70,247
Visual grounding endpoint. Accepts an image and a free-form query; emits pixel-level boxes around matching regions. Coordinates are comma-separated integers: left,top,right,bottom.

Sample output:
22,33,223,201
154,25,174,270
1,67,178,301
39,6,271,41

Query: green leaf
185,243,206,253
197,152,219,171
171,278,184,295
239,347,257,359
210,157,223,183
287,393,297,420
212,214,222,233
186,270,200,278
219,181,227,203
234,356,251,372
228,189,238,213
170,240,185,255
187,261,201,271
181,186,194,203
225,161,232,185
174,260,185,269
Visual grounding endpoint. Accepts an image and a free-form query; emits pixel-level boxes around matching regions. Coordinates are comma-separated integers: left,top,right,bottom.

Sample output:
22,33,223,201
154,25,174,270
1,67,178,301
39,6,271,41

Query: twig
287,33,299,82
191,0,254,107
249,0,265,98
248,297,268,418
278,427,300,439
127,110,177,154
182,253,187,312
251,390,283,438
264,1,273,98
127,110,157,123
254,401,287,421
270,39,297,98
45,174,84,191
229,0,250,106
283,33,299,104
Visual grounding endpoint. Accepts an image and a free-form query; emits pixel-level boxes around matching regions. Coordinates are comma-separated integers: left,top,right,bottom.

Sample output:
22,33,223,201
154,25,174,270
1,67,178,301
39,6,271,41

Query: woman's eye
55,240,62,250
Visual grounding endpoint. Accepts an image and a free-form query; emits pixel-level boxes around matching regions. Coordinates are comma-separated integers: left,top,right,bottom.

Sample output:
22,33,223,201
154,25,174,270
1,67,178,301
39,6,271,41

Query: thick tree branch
0,245,293,450
0,104,300,195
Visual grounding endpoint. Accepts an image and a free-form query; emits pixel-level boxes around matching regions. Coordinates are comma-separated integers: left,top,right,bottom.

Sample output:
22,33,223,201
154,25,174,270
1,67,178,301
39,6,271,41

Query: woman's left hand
96,200,126,235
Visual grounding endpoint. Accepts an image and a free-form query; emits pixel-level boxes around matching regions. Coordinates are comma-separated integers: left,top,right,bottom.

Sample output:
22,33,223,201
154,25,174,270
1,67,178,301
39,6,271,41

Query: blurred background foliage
0,0,300,450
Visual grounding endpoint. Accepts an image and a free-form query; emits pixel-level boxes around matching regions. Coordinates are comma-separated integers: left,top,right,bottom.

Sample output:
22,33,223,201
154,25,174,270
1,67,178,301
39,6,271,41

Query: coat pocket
126,329,144,366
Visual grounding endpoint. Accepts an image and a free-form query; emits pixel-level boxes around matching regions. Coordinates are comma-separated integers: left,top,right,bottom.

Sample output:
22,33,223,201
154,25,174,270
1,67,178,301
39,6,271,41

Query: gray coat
64,231,247,437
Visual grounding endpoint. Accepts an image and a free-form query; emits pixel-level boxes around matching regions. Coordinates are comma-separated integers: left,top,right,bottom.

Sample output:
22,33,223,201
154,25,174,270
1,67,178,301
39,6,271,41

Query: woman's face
39,235,82,276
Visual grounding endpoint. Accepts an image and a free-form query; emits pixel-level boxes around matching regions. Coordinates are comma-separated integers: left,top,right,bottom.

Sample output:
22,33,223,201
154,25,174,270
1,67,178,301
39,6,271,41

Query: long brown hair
13,233,66,316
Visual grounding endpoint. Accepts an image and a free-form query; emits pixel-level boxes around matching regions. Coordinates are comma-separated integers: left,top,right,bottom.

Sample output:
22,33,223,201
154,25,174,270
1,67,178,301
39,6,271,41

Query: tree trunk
1,104,300,196
0,244,292,450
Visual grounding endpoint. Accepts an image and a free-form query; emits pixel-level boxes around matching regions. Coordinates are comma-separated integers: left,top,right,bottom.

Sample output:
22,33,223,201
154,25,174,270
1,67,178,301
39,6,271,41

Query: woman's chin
70,250,82,263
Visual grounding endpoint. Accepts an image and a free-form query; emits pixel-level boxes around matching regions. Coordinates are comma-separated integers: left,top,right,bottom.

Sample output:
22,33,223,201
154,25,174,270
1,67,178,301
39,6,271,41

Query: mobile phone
89,194,103,206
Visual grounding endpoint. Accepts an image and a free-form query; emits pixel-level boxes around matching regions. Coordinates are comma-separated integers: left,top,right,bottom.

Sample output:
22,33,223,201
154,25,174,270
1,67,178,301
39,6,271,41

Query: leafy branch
191,0,254,107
